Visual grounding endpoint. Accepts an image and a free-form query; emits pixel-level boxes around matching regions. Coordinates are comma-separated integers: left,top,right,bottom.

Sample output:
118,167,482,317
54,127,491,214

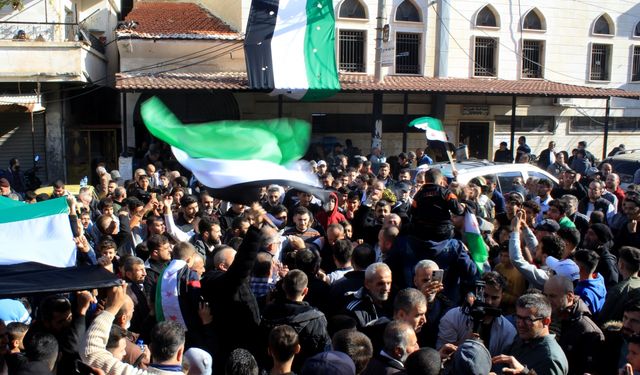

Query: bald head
115,295,135,329
213,248,236,272
543,275,574,314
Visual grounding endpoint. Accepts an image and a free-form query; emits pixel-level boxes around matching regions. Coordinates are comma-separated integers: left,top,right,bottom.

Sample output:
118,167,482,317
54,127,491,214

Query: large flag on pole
141,97,326,204
409,117,452,145
244,0,340,101
464,210,489,273
0,197,76,267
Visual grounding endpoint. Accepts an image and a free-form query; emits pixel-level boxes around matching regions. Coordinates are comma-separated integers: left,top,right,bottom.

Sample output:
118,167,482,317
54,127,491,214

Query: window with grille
522,40,543,78
338,30,366,73
495,116,554,133
569,117,640,132
590,44,611,81
474,37,497,77
633,46,640,82
339,0,366,19
395,32,420,74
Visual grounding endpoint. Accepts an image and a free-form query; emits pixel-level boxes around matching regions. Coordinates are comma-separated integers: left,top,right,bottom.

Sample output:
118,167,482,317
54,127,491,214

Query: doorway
66,128,120,185
459,122,490,160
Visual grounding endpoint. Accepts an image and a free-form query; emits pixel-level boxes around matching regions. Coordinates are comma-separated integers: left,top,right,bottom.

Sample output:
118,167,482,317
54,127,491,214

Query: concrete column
124,92,141,149
45,87,65,181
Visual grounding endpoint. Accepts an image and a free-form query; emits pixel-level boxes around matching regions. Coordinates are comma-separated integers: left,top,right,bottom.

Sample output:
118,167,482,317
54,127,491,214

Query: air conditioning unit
553,97,574,107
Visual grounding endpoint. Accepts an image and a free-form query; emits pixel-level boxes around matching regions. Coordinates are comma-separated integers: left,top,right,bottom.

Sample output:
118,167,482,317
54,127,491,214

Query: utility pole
374,0,386,83
372,0,386,153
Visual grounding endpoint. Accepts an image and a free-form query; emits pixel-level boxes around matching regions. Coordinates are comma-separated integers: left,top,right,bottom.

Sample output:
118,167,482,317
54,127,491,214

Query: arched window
593,14,613,35
338,0,366,19
523,9,545,31
395,0,420,22
634,21,640,37
476,5,499,28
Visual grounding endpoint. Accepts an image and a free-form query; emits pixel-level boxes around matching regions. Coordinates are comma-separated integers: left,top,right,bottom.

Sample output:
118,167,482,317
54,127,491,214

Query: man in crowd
261,270,331,370
345,263,393,328
410,168,464,241
543,275,604,375
437,272,516,357
493,293,569,375
81,285,187,374
599,246,640,324
362,321,418,375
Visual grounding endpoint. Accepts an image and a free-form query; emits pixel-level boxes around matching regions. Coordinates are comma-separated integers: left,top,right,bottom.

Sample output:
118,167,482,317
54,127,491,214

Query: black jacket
125,280,151,335
260,300,331,371
362,353,406,375
409,184,463,241
558,298,604,375
329,270,365,315
143,258,167,301
202,226,261,373
344,287,391,328
578,198,613,221
13,360,53,375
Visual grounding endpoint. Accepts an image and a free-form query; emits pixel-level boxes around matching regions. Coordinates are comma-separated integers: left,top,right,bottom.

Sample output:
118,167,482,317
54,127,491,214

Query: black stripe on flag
204,179,331,206
244,0,279,90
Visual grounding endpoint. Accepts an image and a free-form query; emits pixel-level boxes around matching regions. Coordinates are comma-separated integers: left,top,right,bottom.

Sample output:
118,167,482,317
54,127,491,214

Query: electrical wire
0,39,244,105
17,38,243,98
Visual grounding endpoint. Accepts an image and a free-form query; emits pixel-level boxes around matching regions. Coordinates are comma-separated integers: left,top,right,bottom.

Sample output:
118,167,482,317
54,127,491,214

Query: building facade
116,0,640,165
0,0,120,185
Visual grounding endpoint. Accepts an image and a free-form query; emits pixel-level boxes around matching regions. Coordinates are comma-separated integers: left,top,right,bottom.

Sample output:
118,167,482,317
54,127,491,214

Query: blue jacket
385,236,478,305
575,273,607,315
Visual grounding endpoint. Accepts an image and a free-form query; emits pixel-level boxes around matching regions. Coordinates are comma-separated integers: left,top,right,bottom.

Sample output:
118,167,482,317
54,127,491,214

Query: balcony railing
0,21,104,53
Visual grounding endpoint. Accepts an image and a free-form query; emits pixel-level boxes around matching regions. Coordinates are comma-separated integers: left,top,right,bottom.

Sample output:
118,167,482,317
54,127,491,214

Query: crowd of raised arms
2,137,640,375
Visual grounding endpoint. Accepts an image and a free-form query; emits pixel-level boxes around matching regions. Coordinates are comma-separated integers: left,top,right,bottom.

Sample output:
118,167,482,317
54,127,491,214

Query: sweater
80,311,182,375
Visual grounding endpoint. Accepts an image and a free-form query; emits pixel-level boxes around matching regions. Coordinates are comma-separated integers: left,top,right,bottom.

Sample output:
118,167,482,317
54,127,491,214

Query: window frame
337,0,368,20
568,117,640,133
632,45,640,82
494,115,555,134
475,5,500,29
394,0,422,23
394,31,422,75
473,36,499,77
337,28,367,74
588,42,613,82
521,8,546,32
634,21,640,38
592,14,615,37
521,39,544,79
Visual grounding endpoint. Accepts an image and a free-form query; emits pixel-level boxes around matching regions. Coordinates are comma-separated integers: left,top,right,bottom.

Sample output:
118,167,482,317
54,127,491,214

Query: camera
464,280,502,334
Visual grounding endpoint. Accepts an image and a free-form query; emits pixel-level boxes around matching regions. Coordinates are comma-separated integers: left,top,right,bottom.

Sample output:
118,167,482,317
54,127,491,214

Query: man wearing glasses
492,293,568,375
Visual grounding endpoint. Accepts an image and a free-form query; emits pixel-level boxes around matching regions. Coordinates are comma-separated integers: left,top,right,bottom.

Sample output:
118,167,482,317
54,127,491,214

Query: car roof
418,159,558,183
604,149,640,162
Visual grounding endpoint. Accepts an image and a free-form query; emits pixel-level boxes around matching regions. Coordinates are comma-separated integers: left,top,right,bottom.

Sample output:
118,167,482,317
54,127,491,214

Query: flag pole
445,143,458,179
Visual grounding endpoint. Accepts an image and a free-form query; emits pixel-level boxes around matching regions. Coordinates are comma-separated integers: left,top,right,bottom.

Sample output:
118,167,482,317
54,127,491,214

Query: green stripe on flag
0,197,69,224
409,117,444,131
155,266,166,322
0,196,26,209
140,97,312,165
466,232,488,274
303,0,340,101
463,211,488,273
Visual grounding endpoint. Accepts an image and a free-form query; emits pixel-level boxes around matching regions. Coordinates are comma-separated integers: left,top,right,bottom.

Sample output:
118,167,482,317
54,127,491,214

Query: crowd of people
2,138,640,375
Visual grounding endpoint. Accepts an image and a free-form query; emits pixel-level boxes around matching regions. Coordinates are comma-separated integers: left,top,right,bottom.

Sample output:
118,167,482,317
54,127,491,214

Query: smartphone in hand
432,269,444,283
